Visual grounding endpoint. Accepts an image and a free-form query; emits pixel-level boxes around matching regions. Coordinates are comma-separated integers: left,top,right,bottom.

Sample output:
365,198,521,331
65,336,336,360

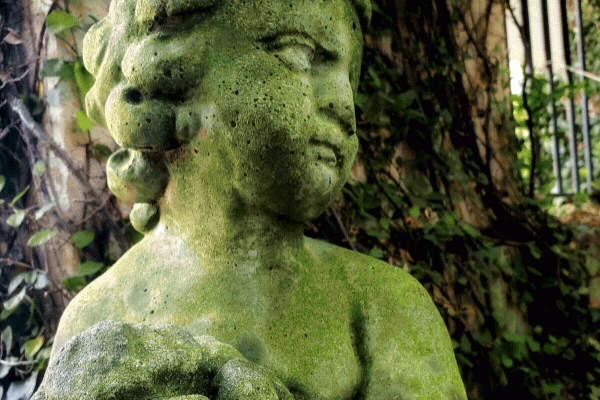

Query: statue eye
272,43,315,72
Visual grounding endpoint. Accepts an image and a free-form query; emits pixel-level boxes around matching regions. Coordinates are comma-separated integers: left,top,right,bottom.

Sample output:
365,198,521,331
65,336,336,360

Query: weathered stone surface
33,321,291,400
34,0,468,398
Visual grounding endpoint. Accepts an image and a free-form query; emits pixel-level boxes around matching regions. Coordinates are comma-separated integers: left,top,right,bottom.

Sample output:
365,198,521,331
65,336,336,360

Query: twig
0,258,45,274
330,207,356,250
0,358,39,366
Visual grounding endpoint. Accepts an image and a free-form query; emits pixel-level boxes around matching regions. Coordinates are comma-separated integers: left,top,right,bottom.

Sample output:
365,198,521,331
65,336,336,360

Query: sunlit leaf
23,336,44,359
0,176,5,193
71,230,95,249
6,371,38,400
1,326,13,355
10,185,29,206
33,161,46,177
500,353,513,368
3,287,26,311
7,272,28,295
35,202,56,220
34,273,50,290
27,230,58,247
46,10,80,35
76,261,103,276
75,110,94,131
6,211,25,227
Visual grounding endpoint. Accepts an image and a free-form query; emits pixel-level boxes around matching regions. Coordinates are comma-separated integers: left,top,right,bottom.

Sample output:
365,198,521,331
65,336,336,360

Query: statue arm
360,266,467,400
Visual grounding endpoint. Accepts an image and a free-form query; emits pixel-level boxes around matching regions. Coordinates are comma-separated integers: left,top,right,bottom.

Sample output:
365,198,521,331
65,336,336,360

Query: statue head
83,0,371,232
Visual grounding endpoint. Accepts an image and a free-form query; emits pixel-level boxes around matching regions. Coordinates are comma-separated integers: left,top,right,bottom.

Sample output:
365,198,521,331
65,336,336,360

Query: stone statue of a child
33,0,467,399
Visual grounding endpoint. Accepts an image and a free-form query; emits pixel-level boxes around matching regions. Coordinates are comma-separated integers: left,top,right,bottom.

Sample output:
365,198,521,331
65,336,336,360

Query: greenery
3,0,600,399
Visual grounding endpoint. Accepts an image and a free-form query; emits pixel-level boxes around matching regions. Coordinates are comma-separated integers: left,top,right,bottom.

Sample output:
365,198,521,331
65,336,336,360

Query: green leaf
7,272,27,295
458,277,468,285
369,247,384,259
23,336,44,360
39,58,61,77
503,331,526,343
46,10,80,35
0,175,4,193
409,206,420,219
3,287,26,311
500,353,513,368
33,161,46,177
379,218,390,229
76,261,104,276
94,143,113,162
10,185,29,206
1,326,13,355
61,276,85,292
75,109,94,131
74,59,94,98
71,230,95,249
462,223,480,237
587,256,600,276
6,371,38,400
34,273,50,290
35,202,56,220
6,211,25,227
27,230,58,247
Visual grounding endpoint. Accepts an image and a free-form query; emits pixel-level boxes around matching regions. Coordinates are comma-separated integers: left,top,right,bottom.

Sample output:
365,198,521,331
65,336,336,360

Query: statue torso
62,234,363,400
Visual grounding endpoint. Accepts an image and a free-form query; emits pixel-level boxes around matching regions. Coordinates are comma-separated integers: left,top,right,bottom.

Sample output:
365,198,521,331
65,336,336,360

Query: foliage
0,1,135,398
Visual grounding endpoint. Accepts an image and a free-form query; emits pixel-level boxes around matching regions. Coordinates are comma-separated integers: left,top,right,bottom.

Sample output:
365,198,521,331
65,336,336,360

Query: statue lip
308,138,341,167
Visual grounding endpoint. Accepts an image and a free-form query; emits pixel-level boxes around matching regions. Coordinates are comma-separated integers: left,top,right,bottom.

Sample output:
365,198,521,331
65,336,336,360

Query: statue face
86,0,364,222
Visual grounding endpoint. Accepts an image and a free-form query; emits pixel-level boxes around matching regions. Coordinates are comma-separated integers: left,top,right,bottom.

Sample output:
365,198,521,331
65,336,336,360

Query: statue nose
313,70,357,136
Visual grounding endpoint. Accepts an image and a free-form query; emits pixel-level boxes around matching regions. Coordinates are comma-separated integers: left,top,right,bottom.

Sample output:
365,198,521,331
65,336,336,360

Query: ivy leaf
7,272,28,295
500,353,513,368
94,143,113,162
3,287,26,312
76,261,104,276
34,273,50,290
6,211,25,227
22,336,44,360
61,276,85,292
75,110,94,131
33,161,46,177
74,59,94,98
35,202,56,220
27,230,58,247
586,256,600,276
6,371,38,400
503,331,526,343
10,185,29,206
39,58,62,77
71,230,95,249
409,206,420,219
46,10,80,35
1,326,13,355
369,247,384,259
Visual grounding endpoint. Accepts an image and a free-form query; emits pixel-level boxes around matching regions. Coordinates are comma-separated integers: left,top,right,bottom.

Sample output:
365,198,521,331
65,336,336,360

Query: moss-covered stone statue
33,0,467,398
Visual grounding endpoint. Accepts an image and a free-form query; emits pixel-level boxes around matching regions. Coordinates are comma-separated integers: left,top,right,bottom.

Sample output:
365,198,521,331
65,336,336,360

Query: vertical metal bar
575,0,593,191
559,0,579,192
541,0,574,192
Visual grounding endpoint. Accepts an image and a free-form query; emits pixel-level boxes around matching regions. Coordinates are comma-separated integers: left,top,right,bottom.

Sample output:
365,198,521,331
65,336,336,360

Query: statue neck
154,178,307,273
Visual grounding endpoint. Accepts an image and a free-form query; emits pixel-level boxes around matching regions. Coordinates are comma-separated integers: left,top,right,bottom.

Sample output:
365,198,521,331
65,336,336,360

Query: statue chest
123,273,362,400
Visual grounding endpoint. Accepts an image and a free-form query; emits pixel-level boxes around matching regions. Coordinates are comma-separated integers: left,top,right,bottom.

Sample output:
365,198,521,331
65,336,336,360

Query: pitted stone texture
32,321,291,400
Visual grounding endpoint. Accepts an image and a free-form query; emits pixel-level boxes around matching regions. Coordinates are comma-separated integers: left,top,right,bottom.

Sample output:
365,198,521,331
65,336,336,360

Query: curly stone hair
83,0,371,233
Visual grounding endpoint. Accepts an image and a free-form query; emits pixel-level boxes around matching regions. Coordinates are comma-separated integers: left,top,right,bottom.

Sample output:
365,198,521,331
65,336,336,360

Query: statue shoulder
51,244,139,355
